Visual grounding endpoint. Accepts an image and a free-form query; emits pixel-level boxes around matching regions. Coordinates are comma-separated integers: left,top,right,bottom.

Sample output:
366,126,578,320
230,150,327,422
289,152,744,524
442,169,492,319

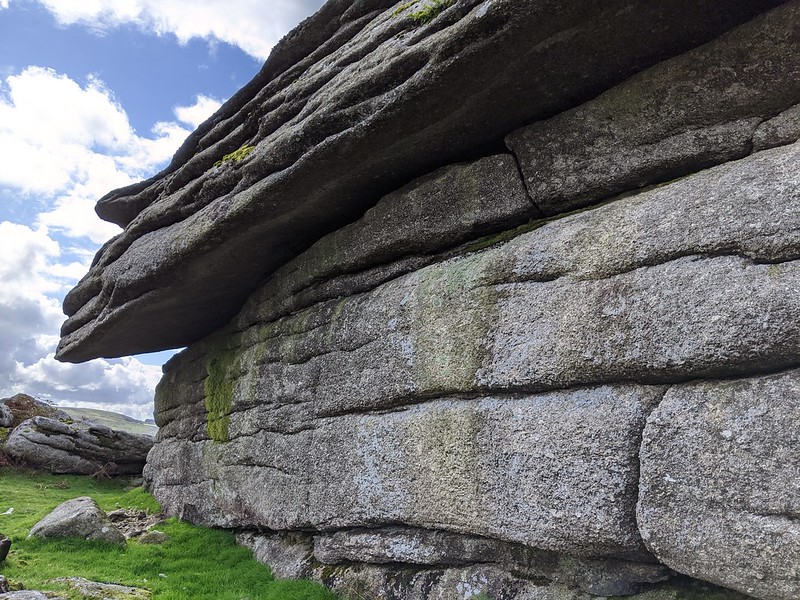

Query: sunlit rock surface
59,1,800,598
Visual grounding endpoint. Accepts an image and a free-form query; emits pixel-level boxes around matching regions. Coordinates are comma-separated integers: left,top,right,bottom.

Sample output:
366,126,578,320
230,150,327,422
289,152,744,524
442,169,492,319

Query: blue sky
0,0,325,419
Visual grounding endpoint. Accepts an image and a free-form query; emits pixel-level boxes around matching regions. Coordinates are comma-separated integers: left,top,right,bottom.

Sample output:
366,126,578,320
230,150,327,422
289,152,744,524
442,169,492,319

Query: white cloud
0,67,217,242
175,94,221,129
24,0,325,60
0,221,162,421
0,68,216,420
0,0,8,8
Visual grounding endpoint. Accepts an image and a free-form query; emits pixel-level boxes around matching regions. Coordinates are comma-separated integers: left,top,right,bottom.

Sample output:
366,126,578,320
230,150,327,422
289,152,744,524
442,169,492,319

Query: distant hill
60,407,158,437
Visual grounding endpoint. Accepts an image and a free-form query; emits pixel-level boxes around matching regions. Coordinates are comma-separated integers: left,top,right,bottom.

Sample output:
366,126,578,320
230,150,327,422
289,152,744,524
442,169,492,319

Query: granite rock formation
5,417,153,476
58,1,800,599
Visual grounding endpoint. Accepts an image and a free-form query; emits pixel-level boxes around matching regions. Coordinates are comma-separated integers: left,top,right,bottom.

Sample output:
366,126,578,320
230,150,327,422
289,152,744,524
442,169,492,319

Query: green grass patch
59,408,157,437
0,468,336,600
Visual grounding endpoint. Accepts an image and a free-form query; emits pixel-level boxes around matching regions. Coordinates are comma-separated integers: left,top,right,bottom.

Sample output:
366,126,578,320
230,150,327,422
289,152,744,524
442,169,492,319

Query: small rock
28,497,125,545
0,534,10,562
0,575,9,593
0,403,12,428
107,509,128,522
137,530,168,545
51,578,150,599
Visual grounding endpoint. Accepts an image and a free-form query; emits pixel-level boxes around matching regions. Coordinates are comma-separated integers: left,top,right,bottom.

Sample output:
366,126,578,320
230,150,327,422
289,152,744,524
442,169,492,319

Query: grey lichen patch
412,255,497,394
204,347,238,443
214,144,256,167
410,403,486,521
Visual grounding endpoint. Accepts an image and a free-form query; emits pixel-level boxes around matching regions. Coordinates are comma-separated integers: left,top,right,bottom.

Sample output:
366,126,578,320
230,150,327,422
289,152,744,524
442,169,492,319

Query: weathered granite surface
146,141,800,599
638,370,800,600
53,1,800,598
506,2,800,215
5,416,153,475
56,0,785,361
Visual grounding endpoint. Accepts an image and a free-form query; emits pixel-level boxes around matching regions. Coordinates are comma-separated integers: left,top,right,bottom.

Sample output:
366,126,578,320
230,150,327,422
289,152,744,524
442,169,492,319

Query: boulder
51,578,150,599
28,497,125,545
0,404,12,428
0,395,70,429
638,369,800,600
51,1,800,598
5,417,153,476
0,535,9,562
56,0,784,362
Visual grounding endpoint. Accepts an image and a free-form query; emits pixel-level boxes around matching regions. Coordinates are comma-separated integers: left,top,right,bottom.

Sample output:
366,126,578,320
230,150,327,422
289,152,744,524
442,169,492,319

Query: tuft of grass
409,0,455,24
214,144,255,167
0,469,337,600
392,1,416,16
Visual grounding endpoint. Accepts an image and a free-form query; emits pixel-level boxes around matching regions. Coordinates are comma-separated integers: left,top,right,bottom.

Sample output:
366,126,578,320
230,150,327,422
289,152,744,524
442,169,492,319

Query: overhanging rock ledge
54,0,785,361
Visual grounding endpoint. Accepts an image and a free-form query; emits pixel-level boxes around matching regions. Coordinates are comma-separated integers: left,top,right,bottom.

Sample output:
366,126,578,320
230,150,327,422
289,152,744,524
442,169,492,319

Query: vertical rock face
58,1,800,599
638,371,800,600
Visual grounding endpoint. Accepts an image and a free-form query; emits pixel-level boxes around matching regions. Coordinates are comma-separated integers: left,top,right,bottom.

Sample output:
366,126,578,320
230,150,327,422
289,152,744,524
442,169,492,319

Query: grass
0,468,336,600
59,408,157,437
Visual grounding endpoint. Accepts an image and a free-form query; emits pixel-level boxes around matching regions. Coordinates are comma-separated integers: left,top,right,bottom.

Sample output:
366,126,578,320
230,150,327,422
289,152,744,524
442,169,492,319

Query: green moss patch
214,144,256,167
204,349,237,443
393,0,455,24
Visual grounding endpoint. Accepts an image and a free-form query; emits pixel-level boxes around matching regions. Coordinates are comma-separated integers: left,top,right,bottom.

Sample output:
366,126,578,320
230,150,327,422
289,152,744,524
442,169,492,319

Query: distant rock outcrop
57,1,800,599
0,394,70,429
5,417,153,476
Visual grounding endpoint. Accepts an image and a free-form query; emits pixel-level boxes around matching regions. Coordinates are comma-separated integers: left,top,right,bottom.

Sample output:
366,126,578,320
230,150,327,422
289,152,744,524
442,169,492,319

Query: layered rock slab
149,385,662,559
5,416,153,475
506,1,800,215
146,142,800,597
56,0,786,362
153,142,800,435
240,528,749,600
638,369,800,600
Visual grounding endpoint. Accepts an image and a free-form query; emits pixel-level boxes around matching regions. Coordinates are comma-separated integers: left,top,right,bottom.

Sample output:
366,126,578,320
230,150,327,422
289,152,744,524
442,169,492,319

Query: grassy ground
58,408,158,437
0,468,336,600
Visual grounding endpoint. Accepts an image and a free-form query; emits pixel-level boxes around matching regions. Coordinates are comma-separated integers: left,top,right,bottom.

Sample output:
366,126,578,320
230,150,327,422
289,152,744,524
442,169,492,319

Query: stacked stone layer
56,1,800,599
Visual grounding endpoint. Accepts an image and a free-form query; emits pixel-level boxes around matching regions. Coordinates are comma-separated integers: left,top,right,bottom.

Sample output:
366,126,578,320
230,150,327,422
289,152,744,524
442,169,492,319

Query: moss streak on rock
204,347,237,443
412,255,497,394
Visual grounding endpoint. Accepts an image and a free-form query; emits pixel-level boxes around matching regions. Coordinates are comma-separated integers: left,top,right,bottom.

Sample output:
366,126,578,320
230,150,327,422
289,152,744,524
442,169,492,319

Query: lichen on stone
204,348,237,443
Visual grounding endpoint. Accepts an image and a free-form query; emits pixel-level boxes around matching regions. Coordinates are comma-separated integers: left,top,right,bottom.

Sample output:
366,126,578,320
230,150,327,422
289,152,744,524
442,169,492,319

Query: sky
0,0,325,420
